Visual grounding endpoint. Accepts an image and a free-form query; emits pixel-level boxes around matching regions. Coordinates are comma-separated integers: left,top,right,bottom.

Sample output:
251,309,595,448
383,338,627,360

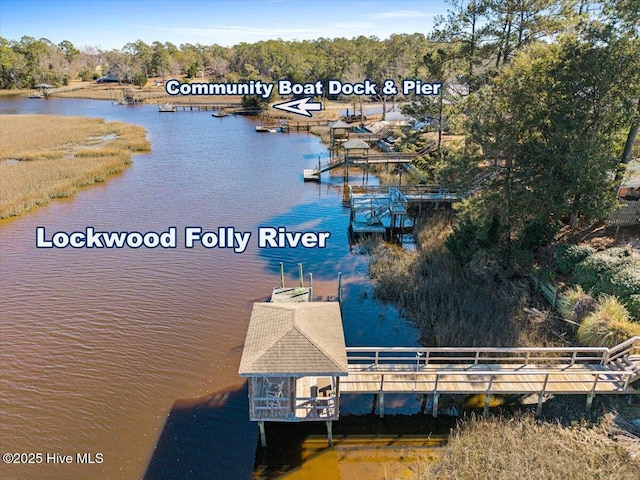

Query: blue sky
0,0,446,50
0,0,448,50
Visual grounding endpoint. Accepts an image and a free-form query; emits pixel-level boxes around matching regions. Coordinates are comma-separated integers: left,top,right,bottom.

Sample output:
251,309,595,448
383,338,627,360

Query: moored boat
158,103,177,112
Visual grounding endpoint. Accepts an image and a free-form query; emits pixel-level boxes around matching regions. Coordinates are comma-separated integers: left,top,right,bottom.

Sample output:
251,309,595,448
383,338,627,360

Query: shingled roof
238,302,348,377
342,138,370,150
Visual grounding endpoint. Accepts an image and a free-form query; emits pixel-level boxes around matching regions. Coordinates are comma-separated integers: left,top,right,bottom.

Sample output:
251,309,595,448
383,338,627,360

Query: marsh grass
557,285,596,323
368,215,549,347
576,295,640,347
0,114,150,218
415,414,640,480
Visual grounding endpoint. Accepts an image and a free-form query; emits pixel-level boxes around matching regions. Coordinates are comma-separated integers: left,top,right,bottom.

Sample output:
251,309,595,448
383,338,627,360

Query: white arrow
272,97,322,117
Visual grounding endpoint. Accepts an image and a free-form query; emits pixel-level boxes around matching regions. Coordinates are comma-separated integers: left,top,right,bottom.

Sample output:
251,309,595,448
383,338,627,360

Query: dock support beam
586,374,599,412
536,394,544,417
483,376,495,418
258,421,266,447
536,374,549,417
326,421,333,446
379,392,385,418
432,393,439,418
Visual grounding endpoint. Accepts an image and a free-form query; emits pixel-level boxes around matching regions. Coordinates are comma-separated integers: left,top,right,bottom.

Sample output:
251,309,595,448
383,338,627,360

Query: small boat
158,103,177,112
211,111,228,118
256,126,277,133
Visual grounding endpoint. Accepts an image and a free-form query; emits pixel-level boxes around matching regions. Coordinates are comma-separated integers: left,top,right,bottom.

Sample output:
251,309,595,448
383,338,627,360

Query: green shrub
573,247,640,297
554,244,596,275
519,219,560,250
557,285,595,323
624,294,640,323
576,295,640,347
445,216,501,265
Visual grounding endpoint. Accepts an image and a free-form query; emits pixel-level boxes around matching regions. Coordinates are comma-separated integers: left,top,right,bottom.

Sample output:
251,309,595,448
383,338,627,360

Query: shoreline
0,114,150,219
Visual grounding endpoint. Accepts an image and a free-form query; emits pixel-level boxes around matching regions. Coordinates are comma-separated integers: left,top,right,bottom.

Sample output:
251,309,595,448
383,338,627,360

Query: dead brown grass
414,414,640,480
0,114,150,218
368,215,551,347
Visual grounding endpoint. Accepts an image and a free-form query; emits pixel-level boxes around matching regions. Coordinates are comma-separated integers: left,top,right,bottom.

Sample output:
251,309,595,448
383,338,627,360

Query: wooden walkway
606,200,640,227
305,154,418,181
341,338,640,417
348,184,460,237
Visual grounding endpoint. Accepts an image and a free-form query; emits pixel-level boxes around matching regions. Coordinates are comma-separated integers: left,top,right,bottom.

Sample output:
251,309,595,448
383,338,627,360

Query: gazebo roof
342,139,370,150
238,302,348,377
329,120,351,129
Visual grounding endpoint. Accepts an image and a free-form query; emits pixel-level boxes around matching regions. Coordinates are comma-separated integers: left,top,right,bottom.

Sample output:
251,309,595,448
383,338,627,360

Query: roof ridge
292,307,346,372
243,304,293,371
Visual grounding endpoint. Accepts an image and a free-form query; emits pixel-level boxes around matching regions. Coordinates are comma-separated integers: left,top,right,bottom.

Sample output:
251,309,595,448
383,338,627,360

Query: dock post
586,374,599,412
536,394,544,416
536,374,549,417
379,392,385,418
279,262,285,288
326,420,333,447
259,421,266,447
298,263,304,287
337,272,342,305
308,273,313,302
432,393,439,418
483,376,494,418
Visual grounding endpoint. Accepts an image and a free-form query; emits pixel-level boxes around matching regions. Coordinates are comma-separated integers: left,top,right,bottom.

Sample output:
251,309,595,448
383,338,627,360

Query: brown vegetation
0,114,150,218
368,214,553,347
415,414,640,480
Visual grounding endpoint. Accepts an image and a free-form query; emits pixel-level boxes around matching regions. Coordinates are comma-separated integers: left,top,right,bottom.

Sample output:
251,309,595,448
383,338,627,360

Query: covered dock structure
238,302,348,446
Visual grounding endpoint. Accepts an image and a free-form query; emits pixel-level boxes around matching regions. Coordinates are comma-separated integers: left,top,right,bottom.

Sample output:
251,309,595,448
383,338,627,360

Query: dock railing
345,345,617,370
343,339,639,415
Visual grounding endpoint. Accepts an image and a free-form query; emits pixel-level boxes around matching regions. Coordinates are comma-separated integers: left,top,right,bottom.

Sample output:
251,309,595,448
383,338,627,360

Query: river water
0,98,422,480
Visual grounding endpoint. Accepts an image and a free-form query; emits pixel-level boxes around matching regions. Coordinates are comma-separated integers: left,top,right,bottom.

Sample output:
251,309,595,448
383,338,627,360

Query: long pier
173,102,243,111
304,153,418,181
29,84,88,98
342,338,640,417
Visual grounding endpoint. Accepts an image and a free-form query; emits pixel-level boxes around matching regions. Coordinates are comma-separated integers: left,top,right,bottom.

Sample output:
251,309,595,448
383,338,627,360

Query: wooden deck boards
340,362,637,395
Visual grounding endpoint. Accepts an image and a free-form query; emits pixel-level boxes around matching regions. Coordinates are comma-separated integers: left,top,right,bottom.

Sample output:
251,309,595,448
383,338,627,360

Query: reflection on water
0,98,420,480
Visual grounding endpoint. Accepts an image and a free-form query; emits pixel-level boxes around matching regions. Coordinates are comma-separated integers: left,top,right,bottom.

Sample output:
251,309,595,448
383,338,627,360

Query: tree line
1,0,638,261
0,33,439,89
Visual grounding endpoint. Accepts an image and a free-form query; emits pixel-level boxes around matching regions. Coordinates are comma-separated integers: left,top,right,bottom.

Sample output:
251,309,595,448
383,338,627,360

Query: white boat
256,126,277,133
211,111,229,118
158,103,177,112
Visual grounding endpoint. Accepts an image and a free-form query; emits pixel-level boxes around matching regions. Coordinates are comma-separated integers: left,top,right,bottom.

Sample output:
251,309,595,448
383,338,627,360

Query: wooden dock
28,84,88,98
239,269,638,447
270,262,313,302
305,153,418,182
173,102,243,111
342,339,640,417
348,184,460,238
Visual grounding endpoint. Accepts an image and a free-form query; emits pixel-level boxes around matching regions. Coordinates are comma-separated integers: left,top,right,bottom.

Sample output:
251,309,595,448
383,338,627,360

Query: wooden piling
259,421,266,447
279,262,284,288
326,421,333,447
